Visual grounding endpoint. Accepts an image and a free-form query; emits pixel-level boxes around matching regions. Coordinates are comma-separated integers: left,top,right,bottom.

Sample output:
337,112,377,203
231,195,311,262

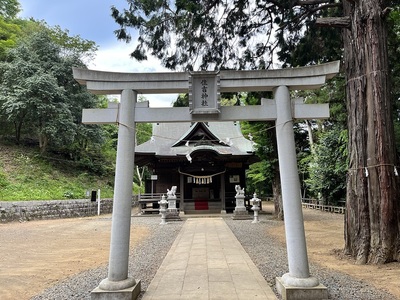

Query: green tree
292,75,347,204
0,0,26,61
0,0,20,19
239,91,285,219
45,24,98,64
0,29,103,156
0,32,75,151
111,0,343,71
172,94,188,107
305,126,347,205
0,17,21,59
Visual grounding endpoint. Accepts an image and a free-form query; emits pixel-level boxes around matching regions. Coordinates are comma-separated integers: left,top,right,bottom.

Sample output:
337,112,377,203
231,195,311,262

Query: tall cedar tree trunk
343,0,400,264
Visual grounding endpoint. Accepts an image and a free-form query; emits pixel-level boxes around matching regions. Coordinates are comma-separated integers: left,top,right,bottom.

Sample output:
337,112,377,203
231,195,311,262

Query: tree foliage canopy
111,0,343,70
305,126,347,205
0,16,21,59
0,0,20,19
0,29,103,156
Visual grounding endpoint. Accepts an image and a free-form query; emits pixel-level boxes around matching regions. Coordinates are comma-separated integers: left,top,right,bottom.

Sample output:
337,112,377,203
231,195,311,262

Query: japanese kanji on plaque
188,71,220,114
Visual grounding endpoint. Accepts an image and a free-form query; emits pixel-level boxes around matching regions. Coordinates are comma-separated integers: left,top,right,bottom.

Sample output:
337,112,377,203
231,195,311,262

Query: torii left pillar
91,89,141,299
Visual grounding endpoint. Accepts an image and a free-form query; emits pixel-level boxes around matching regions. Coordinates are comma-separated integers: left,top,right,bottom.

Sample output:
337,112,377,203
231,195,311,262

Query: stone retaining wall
0,199,116,223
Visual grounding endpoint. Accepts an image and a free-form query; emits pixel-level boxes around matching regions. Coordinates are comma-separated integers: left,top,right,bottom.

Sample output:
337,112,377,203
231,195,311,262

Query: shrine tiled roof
135,122,255,157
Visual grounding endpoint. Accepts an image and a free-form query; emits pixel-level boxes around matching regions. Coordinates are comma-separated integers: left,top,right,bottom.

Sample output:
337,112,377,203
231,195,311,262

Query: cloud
89,43,179,107
90,42,161,73
19,0,124,46
18,0,180,107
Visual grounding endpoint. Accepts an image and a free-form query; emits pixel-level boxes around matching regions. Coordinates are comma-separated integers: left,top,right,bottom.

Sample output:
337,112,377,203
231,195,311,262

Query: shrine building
135,121,258,214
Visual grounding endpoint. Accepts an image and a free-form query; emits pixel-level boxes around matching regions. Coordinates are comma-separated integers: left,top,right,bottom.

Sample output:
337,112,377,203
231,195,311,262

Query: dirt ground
262,202,400,299
0,213,149,300
0,204,399,300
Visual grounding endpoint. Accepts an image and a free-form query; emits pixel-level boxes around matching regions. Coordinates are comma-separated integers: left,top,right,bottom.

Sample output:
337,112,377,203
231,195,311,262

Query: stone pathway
142,217,277,300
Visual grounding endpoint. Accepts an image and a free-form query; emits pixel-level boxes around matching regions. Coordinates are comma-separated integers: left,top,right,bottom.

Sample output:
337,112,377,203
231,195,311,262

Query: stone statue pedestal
233,186,251,220
167,186,181,221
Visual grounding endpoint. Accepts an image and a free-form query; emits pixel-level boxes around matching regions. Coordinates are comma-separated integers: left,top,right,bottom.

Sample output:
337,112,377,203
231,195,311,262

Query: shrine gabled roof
135,122,255,158
172,122,226,147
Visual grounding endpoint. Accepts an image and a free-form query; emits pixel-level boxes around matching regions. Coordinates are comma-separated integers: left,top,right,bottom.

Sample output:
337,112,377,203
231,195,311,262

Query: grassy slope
0,142,114,201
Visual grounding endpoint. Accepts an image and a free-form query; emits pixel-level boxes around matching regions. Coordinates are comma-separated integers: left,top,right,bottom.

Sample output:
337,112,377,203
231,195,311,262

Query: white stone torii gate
73,61,340,300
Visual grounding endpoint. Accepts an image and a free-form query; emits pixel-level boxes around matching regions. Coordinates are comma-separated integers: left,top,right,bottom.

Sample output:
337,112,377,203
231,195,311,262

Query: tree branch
279,3,341,31
295,0,333,5
315,17,351,28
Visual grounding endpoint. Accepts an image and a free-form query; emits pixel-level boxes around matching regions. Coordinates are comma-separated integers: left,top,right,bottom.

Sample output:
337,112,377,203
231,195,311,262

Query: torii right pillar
274,85,328,300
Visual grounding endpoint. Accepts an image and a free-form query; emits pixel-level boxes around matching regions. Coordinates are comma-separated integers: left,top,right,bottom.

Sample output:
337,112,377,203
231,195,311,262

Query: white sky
18,0,177,107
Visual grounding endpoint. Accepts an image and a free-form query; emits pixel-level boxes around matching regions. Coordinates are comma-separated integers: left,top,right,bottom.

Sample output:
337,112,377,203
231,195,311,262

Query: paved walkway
142,217,277,300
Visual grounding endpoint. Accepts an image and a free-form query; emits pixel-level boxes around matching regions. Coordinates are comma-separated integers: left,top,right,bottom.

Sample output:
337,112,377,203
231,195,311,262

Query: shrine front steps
184,201,221,214
183,210,222,215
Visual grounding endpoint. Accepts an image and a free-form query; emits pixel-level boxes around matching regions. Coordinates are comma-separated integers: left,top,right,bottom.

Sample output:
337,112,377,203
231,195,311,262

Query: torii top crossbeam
73,61,339,95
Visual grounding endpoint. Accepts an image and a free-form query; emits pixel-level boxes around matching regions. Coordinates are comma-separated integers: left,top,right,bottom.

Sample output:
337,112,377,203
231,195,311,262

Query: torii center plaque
189,71,221,114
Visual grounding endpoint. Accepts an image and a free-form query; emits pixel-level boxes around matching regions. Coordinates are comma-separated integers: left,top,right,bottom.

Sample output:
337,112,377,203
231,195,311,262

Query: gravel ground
31,216,183,300
225,215,396,300
31,214,395,300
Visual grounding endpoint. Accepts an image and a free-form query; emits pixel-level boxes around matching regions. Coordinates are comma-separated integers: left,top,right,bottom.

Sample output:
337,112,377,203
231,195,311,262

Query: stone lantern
158,194,168,225
250,193,261,223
